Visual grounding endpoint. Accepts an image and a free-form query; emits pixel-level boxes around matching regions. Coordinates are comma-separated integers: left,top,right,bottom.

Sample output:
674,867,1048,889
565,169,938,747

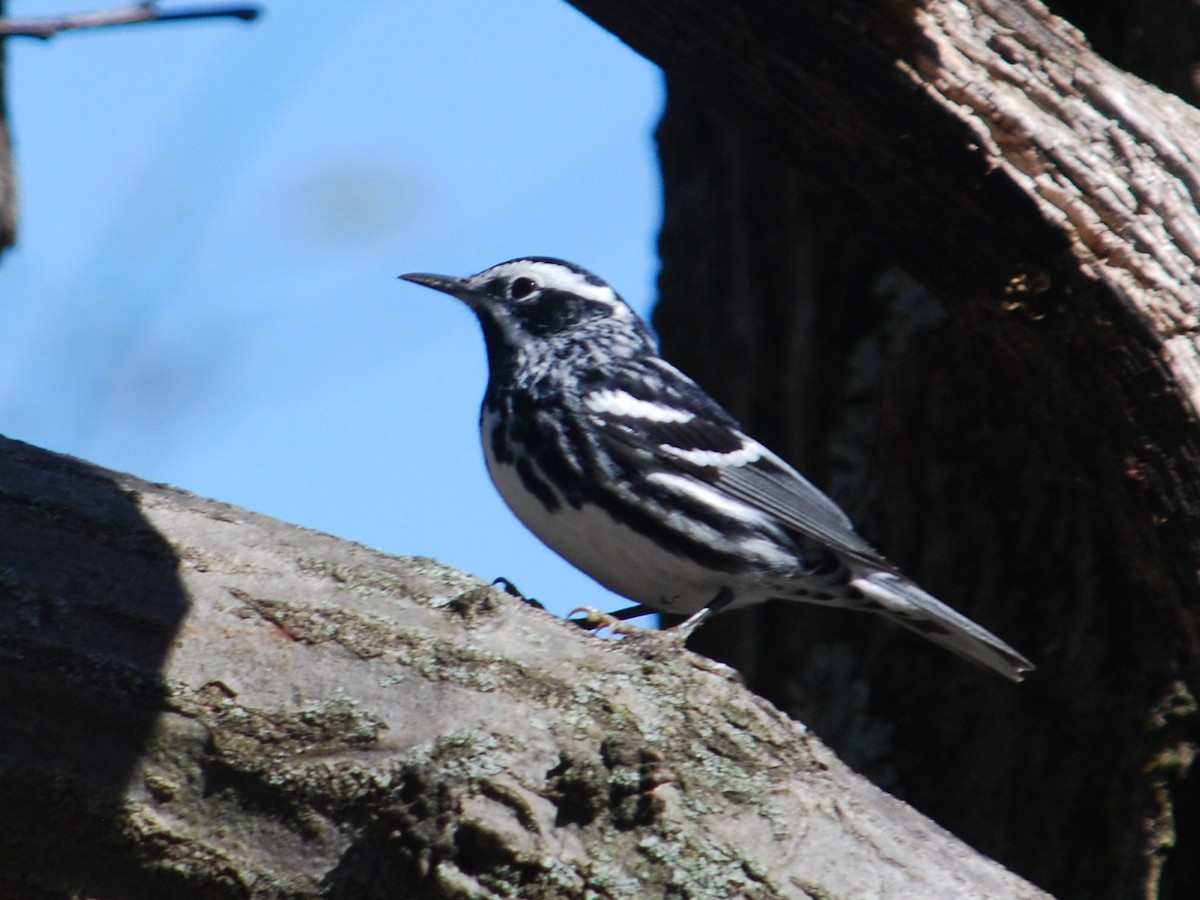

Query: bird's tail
851,571,1034,682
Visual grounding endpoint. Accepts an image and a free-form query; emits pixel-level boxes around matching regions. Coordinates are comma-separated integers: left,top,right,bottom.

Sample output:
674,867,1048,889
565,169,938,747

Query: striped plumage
401,258,1033,681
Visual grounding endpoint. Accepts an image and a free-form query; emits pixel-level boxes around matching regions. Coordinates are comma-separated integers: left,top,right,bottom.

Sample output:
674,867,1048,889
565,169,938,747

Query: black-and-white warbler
401,258,1034,681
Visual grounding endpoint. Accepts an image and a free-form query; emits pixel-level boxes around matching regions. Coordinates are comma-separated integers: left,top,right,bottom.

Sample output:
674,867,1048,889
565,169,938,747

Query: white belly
480,409,724,614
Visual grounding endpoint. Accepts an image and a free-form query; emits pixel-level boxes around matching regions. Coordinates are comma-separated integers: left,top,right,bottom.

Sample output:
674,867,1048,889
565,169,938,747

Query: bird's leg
571,592,743,682
671,587,735,641
612,603,657,621
574,589,735,640
657,588,744,682
568,603,654,635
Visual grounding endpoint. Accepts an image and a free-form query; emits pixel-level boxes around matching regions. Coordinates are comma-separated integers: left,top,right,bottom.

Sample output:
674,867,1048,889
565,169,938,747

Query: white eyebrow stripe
584,389,695,423
659,440,763,468
473,260,619,306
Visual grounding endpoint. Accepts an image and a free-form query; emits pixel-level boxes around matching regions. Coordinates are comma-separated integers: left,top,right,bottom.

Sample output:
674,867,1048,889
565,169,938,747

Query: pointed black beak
398,272,469,297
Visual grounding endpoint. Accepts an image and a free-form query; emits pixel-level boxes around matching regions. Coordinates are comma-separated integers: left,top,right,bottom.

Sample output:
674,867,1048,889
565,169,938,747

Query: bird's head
401,257,655,372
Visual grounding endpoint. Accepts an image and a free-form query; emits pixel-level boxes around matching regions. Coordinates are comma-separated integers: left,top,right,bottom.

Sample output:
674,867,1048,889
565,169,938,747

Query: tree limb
0,0,260,255
0,25,13,253
0,434,1048,897
0,2,260,40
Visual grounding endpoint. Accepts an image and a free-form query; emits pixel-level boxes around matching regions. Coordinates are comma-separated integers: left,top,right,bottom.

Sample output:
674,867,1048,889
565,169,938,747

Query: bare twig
0,2,260,40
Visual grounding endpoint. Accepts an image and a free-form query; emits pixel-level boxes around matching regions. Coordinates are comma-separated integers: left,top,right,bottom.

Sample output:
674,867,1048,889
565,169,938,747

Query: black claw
492,577,544,609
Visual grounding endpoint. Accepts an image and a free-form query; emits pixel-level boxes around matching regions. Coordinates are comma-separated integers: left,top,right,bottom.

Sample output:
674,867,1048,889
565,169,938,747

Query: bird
400,257,1034,681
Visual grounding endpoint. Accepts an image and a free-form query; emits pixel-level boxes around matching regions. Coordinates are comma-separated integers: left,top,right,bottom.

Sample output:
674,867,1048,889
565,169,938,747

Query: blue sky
0,0,664,618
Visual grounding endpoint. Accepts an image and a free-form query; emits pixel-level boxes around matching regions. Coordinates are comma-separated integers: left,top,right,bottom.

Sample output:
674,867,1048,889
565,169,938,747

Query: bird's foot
493,577,544,610
615,612,744,683
568,606,644,636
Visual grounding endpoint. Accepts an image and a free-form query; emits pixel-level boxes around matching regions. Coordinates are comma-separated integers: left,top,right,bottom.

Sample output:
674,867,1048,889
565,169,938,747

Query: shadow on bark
0,436,190,896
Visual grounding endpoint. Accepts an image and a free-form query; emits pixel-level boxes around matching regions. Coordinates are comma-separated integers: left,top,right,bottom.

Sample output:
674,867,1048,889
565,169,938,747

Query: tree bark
0,435,1046,898
4,0,1199,896
562,1,1200,898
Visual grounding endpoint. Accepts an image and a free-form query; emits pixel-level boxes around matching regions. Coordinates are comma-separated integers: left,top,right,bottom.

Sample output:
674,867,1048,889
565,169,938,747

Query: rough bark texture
4,0,1199,896
560,1,1200,899
1047,0,1200,108
0,435,1047,898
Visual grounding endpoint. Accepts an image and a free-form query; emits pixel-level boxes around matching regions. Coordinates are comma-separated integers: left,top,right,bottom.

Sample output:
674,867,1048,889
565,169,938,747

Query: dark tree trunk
564,1,1200,898
3,0,1199,896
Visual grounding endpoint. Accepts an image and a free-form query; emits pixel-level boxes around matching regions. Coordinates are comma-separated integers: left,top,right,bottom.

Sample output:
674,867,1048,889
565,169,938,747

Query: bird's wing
580,361,891,569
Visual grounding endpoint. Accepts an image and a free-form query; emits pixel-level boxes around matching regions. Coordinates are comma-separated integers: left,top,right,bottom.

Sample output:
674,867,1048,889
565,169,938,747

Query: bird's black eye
510,277,538,300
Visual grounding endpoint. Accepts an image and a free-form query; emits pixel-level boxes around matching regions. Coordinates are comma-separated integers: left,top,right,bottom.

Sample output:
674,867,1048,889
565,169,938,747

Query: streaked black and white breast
400,257,1034,681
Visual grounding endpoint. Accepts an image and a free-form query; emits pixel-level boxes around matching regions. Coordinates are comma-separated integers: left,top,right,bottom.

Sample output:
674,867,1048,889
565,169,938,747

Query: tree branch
0,434,1047,897
0,2,260,41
